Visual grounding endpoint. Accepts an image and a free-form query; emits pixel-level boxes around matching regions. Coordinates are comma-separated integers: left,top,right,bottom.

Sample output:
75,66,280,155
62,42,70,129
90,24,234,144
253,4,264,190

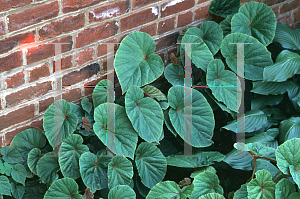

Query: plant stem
272,170,281,182
84,132,96,141
273,173,292,183
177,52,185,60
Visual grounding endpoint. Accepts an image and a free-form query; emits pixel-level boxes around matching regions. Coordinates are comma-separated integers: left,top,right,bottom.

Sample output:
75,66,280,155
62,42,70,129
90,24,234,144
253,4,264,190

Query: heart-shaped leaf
114,32,164,94
199,21,223,55
209,0,240,18
43,99,78,149
59,134,89,179
108,185,135,199
11,181,25,199
11,164,27,186
163,110,177,137
164,63,185,86
231,1,276,46
233,184,248,199
0,175,11,196
234,142,276,160
94,102,138,159
135,142,167,189
27,148,42,175
44,178,83,199
220,15,233,38
247,170,275,199
275,178,297,199
92,79,114,109
206,59,242,112
278,117,300,144
125,85,163,142
190,166,216,178
1,146,23,164
142,85,167,101
273,22,300,50
81,98,93,114
168,85,215,147
36,152,60,186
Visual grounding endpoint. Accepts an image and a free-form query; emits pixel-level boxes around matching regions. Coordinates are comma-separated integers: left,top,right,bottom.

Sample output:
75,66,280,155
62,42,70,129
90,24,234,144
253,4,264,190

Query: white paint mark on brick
90,7,120,20
162,22,165,26
151,7,158,16
162,0,184,11
115,21,119,27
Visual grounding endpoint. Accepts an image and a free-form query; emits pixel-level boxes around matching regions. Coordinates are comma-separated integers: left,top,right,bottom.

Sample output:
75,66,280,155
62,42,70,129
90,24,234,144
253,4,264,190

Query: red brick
6,81,52,107
27,36,72,65
158,52,165,65
5,72,25,88
161,0,194,17
272,6,280,17
197,0,209,3
76,21,118,48
294,9,300,22
0,31,35,54
280,0,300,14
140,23,157,36
62,63,100,86
0,0,32,12
8,1,59,32
39,97,54,113
291,21,300,29
97,39,117,57
63,0,104,13
39,14,84,40
75,47,94,66
194,5,210,20
155,31,179,51
132,0,160,10
61,88,82,103
276,13,292,24
62,55,73,70
28,64,50,83
178,11,193,28
158,17,175,34
264,0,285,6
0,104,35,132
120,8,158,31
89,0,130,22
0,51,22,72
84,76,106,96
0,21,5,36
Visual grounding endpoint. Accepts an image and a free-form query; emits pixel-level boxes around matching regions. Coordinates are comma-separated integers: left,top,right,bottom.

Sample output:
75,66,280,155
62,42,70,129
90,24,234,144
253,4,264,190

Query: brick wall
0,0,300,147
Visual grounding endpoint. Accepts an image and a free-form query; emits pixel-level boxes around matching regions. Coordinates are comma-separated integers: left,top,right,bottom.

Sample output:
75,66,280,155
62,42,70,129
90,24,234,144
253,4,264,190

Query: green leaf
23,180,47,199
180,28,214,72
59,134,89,179
209,0,240,18
164,63,184,86
0,175,11,196
0,161,13,176
44,178,83,199
245,128,279,147
251,159,279,178
81,98,93,114
220,33,273,81
166,151,225,168
247,170,275,199
198,193,226,199
263,50,300,82
125,85,163,142
189,171,223,199
79,151,108,193
146,181,194,199
11,164,26,186
251,94,284,110
251,80,291,95
190,166,216,178
114,31,164,94
168,85,215,147
135,142,167,189
27,148,42,175
10,181,25,199
199,21,223,55
234,142,276,160
94,102,138,159
222,109,268,133
43,99,78,149
107,156,133,190
164,110,177,137
206,59,242,112
273,22,300,50
220,15,233,38
1,146,23,164
70,102,85,124
275,178,296,199
233,184,248,199
36,152,60,186
279,117,300,144
108,185,135,199
231,2,276,46
223,149,253,171
92,79,114,109
142,85,167,101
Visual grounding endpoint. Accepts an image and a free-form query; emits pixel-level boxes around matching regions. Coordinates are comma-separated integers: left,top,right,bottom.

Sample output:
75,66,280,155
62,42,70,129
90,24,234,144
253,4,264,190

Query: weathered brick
89,0,130,22
8,1,59,32
294,9,300,22
63,0,104,13
62,63,100,86
264,0,285,6
291,21,300,29
0,0,32,12
194,5,210,20
161,0,194,17
0,21,5,36
76,21,118,48
5,72,25,88
97,39,117,57
280,0,300,14
132,0,160,10
140,23,157,36
158,17,175,34
0,104,35,132
157,52,165,65
28,64,50,83
120,8,158,31
61,88,82,103
75,47,94,66
276,13,292,24
155,31,179,51
0,98,2,110
0,51,22,72
272,6,280,17
6,81,52,107
27,36,72,64
0,31,35,54
197,0,209,3
39,14,84,40
84,76,107,96
62,55,73,70
178,11,193,27
39,97,54,113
